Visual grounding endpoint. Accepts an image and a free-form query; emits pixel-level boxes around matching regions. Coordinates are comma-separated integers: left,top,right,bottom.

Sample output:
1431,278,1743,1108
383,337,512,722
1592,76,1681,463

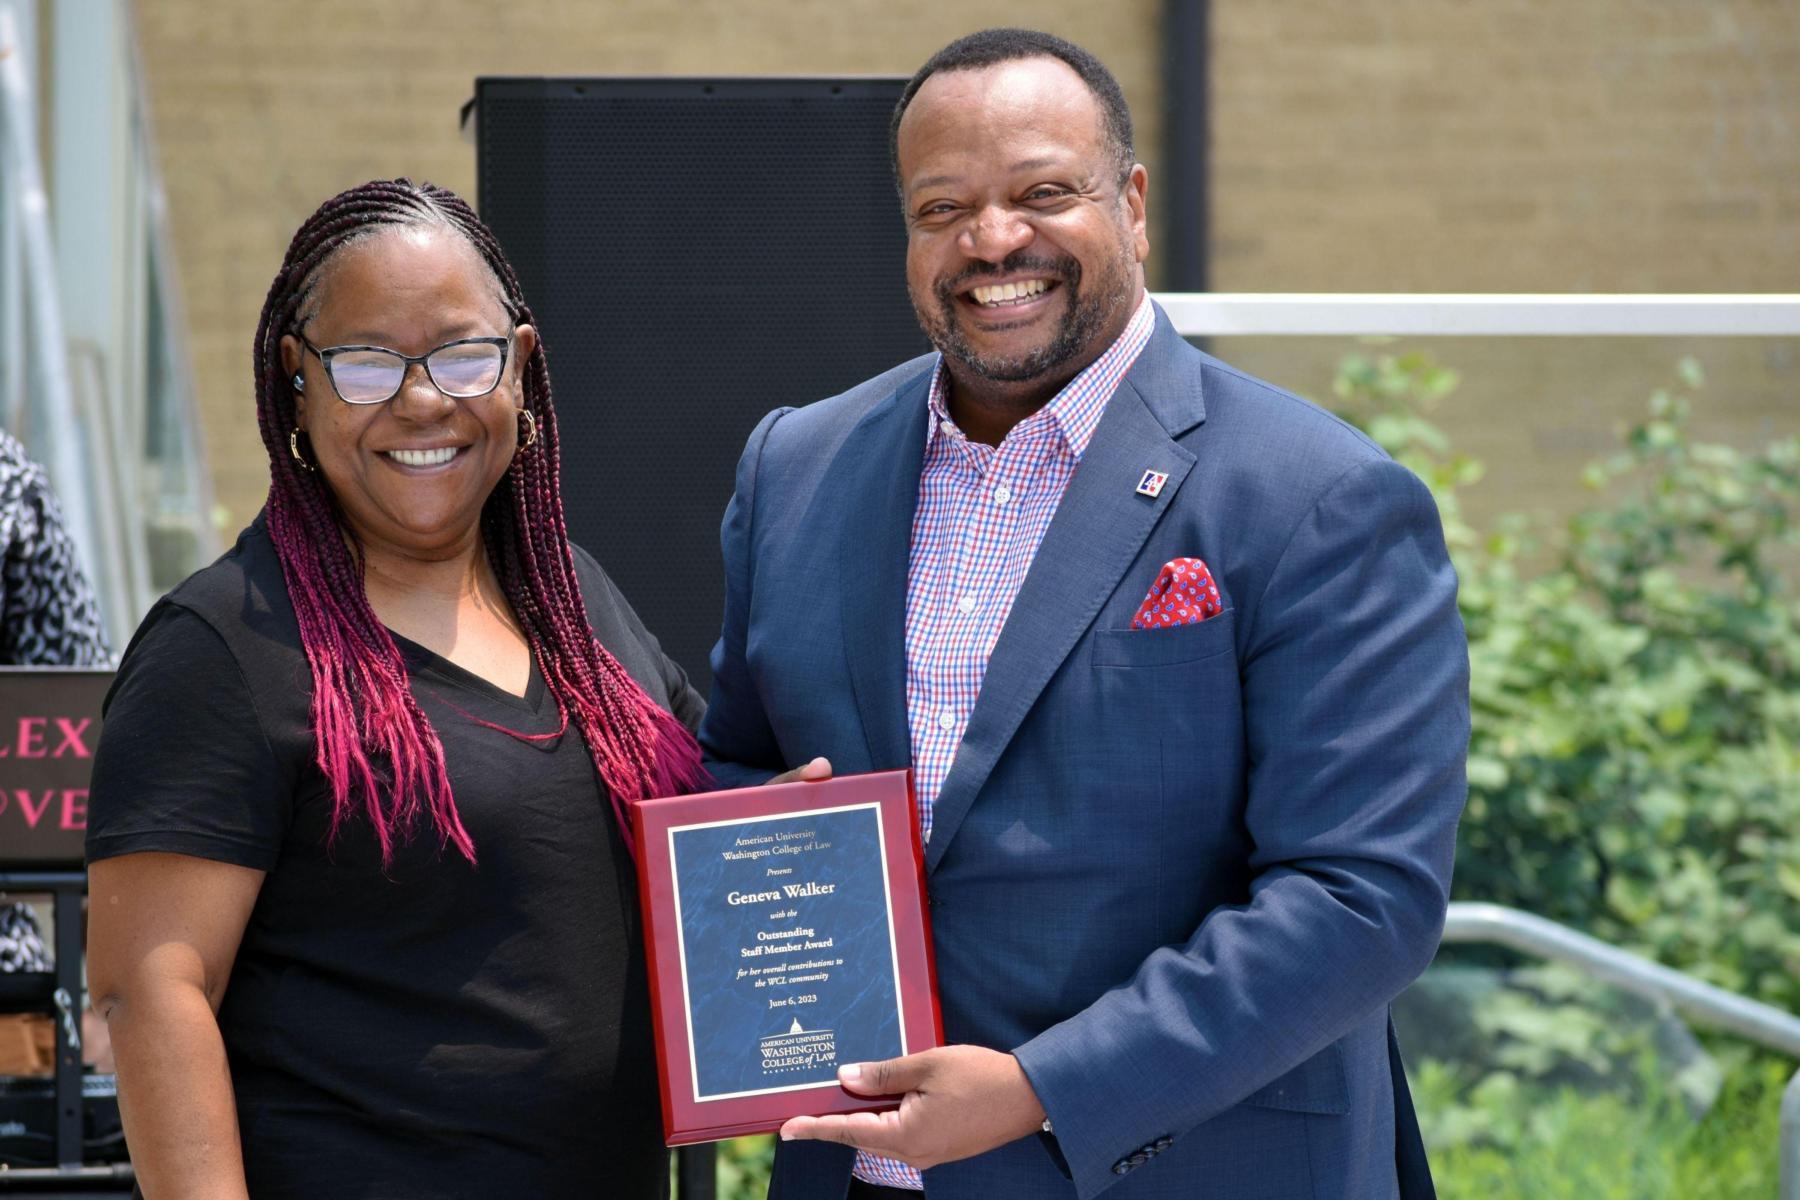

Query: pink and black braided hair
253,178,705,865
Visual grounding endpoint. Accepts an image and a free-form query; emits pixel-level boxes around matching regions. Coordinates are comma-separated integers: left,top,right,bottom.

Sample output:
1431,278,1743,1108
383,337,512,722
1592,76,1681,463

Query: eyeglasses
301,334,513,405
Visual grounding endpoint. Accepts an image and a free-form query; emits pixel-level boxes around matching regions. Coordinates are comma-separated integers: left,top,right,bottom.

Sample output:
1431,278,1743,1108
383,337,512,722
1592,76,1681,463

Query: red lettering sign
0,669,110,866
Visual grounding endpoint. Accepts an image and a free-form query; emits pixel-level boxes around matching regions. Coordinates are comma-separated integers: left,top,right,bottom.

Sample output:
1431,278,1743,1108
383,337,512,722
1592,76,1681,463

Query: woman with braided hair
82,179,776,1198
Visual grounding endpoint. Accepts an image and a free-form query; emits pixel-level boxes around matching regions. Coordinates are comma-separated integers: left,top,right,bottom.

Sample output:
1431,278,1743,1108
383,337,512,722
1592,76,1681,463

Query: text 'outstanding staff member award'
632,770,942,1144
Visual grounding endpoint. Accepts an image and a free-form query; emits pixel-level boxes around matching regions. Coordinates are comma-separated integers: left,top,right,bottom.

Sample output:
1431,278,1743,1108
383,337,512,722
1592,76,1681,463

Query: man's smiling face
896,55,1148,389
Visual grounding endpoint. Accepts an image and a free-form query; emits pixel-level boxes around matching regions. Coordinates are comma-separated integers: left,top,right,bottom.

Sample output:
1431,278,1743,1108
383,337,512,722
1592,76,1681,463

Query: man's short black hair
889,28,1136,193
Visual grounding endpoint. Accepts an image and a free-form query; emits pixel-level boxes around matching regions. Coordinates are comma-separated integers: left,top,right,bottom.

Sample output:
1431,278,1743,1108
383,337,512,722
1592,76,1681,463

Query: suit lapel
924,375,1197,869
838,371,933,772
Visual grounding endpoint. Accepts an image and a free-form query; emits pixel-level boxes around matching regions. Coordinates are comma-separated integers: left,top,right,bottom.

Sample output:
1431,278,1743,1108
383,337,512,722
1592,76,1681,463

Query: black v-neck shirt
87,517,704,1199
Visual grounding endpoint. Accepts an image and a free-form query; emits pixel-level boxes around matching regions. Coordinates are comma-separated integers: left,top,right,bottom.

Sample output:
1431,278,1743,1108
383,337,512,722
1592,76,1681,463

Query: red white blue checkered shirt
853,294,1154,1189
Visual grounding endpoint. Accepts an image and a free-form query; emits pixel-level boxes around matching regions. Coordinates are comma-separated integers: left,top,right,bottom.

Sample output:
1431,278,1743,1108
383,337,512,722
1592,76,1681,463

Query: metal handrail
1440,902,1800,1198
1787,1077,1800,1200
125,4,219,592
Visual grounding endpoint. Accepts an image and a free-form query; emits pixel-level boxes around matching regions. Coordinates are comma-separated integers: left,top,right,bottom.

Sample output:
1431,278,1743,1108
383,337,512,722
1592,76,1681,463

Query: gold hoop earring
289,428,315,472
518,409,538,450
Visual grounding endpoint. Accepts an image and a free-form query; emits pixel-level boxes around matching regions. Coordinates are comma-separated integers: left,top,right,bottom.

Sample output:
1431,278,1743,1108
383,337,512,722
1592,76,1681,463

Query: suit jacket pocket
1240,1040,1349,1115
1092,607,1237,668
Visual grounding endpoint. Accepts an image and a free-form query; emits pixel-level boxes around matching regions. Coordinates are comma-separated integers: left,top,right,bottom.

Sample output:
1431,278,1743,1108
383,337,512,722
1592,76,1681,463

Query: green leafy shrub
717,1136,774,1200
1418,1050,1786,1200
1337,348,1798,1196
1336,350,1800,1014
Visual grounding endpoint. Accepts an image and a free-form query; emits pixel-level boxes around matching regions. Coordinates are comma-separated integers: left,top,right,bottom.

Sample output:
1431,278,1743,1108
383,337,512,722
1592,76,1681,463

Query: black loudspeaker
472,78,929,690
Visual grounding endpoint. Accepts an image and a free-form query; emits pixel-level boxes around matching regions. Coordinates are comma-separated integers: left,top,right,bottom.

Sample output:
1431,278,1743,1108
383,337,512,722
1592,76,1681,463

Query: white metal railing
1154,293,1800,338
1443,904,1800,1056
0,0,216,650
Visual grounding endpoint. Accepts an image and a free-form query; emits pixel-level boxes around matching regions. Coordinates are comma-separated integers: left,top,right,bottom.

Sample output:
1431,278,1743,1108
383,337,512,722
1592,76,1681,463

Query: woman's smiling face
281,226,537,562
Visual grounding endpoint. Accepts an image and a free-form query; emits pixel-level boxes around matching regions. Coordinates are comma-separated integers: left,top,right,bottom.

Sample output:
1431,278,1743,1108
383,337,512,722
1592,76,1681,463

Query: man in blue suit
698,28,1467,1200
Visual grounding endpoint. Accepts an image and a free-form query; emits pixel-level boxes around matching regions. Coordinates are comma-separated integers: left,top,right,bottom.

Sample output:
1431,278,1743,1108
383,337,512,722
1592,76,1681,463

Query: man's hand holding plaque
778,1045,1047,1170
767,756,834,786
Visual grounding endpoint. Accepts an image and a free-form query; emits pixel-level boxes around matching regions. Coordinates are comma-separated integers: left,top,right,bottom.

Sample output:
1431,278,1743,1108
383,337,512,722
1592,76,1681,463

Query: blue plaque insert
669,802,906,1101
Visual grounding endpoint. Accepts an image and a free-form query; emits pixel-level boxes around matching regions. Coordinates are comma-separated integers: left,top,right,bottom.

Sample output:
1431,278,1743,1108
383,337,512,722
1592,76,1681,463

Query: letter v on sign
14,789,55,827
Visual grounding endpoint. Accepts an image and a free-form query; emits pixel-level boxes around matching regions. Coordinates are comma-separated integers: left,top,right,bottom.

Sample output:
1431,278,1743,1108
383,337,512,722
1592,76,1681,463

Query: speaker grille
476,79,927,690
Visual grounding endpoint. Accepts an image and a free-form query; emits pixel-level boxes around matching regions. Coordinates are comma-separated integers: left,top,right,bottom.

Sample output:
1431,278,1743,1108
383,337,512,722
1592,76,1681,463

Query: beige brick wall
135,1,1162,531
1209,335,1794,540
1209,0,1800,292
1205,0,1799,531
139,1,1796,539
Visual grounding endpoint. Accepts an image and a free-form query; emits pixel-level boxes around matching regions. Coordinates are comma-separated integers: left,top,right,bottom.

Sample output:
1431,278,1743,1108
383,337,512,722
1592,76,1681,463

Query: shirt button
937,709,957,732
939,419,957,437
957,595,977,615
993,484,1013,505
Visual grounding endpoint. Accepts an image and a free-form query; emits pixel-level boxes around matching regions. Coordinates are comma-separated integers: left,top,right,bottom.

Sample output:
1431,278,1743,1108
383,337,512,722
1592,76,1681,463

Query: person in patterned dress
0,426,109,1074
0,428,109,666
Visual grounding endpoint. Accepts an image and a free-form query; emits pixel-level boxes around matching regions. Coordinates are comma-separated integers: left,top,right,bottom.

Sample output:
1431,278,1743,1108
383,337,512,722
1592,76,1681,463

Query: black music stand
0,870,131,1192
0,668,131,1193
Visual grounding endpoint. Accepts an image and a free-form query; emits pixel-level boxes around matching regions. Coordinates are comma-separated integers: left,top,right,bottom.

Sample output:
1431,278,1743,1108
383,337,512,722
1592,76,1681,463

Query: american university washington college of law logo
757,1018,839,1079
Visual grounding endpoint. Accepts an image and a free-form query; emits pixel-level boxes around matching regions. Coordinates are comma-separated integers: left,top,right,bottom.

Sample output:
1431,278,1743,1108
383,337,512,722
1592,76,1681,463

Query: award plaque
631,769,941,1145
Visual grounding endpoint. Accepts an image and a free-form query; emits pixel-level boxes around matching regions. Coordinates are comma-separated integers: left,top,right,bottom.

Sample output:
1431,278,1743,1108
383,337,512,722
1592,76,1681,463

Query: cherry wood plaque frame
632,770,941,1145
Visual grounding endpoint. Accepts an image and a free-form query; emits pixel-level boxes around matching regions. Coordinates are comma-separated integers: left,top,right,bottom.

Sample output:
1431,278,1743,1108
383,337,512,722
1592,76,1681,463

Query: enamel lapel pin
1135,469,1169,498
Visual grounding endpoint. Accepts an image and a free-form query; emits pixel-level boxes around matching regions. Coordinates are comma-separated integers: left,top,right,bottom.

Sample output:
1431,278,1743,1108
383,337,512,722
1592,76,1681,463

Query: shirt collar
924,291,1156,460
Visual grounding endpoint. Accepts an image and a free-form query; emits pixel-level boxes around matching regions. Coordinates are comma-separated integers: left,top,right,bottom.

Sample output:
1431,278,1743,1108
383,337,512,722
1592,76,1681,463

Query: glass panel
0,165,20,436
141,209,212,592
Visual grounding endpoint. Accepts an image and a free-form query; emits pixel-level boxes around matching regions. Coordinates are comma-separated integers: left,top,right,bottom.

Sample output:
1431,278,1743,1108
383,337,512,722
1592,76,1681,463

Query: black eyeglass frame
300,333,514,405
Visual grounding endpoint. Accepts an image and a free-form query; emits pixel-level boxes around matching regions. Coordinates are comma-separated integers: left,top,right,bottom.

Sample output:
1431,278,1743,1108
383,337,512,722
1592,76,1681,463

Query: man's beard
915,244,1136,384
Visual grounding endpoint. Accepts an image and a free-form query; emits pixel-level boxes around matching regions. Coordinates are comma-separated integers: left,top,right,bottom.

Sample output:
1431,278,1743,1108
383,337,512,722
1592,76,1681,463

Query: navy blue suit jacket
698,306,1468,1199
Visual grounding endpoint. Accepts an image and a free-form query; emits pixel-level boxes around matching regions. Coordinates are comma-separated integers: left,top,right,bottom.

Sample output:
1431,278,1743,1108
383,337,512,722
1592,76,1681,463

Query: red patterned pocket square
1130,557,1222,629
